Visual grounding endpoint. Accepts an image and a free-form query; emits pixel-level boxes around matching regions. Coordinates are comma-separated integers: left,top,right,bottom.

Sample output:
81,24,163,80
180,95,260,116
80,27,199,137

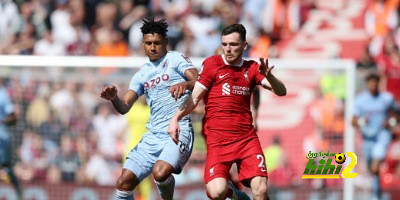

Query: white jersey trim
196,81,208,91
261,78,270,87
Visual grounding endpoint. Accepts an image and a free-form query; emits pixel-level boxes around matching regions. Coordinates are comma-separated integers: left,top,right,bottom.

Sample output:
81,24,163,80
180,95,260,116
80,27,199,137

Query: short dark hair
365,73,380,82
221,24,246,42
140,17,168,37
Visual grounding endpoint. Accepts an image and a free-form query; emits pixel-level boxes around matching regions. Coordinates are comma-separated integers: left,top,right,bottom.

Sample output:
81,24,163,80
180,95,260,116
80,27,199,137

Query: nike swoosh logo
261,169,267,172
219,73,229,79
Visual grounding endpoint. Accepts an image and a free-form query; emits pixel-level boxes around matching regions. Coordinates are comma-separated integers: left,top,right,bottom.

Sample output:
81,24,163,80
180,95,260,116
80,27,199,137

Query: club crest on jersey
244,70,249,82
181,54,192,63
209,167,214,177
162,61,168,68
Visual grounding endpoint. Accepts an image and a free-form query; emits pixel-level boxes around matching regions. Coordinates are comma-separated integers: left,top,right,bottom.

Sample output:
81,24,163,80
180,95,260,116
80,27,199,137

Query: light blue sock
116,190,134,200
155,175,175,200
372,175,381,199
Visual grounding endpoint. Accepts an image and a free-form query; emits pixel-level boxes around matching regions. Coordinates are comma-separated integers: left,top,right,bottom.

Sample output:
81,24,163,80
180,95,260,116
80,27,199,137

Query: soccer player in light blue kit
0,81,22,200
352,73,399,200
100,17,198,200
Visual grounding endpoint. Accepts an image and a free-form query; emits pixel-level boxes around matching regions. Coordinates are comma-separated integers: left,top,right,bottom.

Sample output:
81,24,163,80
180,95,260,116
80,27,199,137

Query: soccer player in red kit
168,24,287,200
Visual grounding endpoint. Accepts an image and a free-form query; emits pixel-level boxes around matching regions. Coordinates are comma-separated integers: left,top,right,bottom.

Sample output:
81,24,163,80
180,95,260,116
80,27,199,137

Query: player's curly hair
140,17,168,37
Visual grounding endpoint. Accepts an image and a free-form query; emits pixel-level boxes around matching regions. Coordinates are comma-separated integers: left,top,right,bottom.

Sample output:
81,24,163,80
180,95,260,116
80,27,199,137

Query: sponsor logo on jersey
222,83,230,95
232,85,250,95
219,73,229,79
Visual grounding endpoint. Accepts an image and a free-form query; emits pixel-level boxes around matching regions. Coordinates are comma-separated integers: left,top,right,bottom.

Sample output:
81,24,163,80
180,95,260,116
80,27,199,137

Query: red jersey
197,55,265,141
377,54,400,101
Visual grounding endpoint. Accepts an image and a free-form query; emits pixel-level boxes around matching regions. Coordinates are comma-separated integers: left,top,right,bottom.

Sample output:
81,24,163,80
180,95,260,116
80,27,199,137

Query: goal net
0,55,358,200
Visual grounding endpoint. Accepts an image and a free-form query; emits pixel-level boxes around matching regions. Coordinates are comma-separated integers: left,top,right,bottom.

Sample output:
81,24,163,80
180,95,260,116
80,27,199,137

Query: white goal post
0,55,356,200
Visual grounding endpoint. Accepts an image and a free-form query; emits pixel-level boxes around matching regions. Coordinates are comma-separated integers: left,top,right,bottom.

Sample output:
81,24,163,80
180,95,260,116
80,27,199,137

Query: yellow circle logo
335,153,346,164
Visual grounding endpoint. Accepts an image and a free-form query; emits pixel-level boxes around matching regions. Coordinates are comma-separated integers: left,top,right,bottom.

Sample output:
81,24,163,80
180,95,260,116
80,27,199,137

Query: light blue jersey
354,91,398,162
354,91,398,138
129,51,195,133
123,51,195,186
0,87,14,165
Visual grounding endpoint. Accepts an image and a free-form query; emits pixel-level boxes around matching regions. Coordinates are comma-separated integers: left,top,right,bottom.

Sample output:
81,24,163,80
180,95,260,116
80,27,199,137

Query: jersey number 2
257,154,267,172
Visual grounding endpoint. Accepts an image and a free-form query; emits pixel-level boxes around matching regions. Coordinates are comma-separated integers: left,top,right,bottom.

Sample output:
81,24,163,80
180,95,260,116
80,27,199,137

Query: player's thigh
237,153,268,187
124,132,165,182
372,129,392,160
158,128,194,174
362,139,374,165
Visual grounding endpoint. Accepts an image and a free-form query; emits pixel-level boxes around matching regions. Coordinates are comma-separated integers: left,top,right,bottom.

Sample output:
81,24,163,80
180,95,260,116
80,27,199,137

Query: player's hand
168,118,180,144
259,58,274,78
100,85,118,100
169,82,187,100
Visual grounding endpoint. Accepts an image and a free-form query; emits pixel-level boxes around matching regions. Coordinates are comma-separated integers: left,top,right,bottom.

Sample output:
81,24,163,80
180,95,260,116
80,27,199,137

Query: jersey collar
221,54,244,67
150,52,168,66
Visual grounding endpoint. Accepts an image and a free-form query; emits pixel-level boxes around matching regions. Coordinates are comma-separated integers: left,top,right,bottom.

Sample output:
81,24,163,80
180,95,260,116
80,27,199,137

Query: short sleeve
129,70,144,96
174,52,195,78
197,58,215,90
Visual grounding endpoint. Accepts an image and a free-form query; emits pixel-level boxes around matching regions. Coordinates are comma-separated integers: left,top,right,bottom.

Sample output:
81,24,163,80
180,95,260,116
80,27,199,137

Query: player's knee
370,166,379,175
153,169,171,182
254,182,268,197
207,189,226,200
116,176,135,191
251,178,268,198
152,162,174,182
207,185,227,200
369,161,381,175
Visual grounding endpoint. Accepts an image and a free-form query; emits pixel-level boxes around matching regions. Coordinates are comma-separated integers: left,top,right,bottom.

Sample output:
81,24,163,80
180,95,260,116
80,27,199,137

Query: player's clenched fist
100,85,118,100
169,82,187,100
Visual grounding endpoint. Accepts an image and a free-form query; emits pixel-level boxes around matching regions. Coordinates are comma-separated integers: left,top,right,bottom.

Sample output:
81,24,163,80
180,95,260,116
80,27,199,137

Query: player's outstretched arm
168,83,206,144
259,58,287,96
100,85,138,114
169,68,199,100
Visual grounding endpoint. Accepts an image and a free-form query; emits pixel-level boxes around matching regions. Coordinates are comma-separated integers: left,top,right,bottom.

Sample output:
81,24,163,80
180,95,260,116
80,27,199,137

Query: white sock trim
154,175,174,186
116,189,133,197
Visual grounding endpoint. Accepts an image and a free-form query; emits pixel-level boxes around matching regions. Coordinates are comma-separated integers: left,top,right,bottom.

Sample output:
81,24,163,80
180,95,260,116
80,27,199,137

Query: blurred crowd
0,0,316,58
6,76,122,185
0,0,400,194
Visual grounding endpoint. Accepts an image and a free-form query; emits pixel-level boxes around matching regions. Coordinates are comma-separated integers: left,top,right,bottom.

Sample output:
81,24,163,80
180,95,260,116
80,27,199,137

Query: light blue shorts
123,128,194,182
362,129,392,164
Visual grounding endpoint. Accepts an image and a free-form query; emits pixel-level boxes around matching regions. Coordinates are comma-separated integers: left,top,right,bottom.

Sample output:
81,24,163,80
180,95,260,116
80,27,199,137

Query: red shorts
203,134,268,187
